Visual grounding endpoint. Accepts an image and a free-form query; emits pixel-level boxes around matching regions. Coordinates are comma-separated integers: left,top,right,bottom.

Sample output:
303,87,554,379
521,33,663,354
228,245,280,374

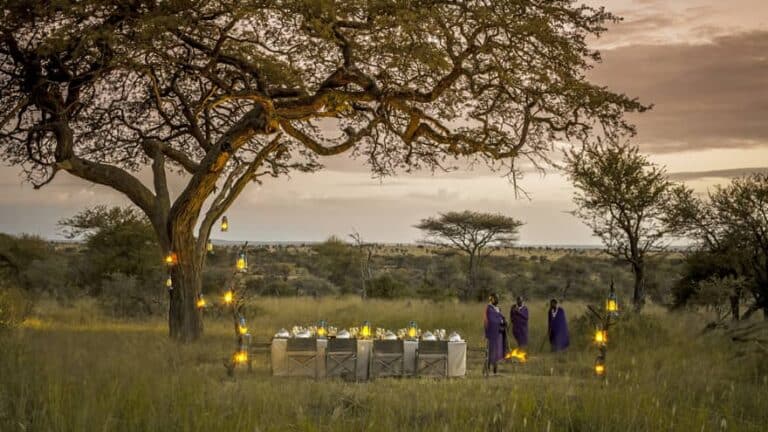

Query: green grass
1,298,766,431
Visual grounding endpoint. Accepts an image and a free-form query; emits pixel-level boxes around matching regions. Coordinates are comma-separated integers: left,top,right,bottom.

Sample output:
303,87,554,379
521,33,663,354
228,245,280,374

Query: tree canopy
0,0,645,340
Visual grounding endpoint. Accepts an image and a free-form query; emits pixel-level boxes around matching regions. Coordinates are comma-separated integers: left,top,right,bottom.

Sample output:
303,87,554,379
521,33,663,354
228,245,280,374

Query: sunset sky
1,0,767,245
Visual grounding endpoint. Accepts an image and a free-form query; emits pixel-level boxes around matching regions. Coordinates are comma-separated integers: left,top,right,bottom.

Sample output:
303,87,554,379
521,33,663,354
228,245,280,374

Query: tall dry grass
0,297,766,431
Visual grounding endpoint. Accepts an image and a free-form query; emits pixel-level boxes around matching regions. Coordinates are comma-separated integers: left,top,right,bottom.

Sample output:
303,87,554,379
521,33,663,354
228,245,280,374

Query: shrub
0,284,33,330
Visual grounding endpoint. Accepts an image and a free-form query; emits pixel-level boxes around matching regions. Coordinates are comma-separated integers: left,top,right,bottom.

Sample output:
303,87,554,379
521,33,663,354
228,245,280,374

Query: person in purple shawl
510,296,529,348
484,293,508,374
547,298,570,352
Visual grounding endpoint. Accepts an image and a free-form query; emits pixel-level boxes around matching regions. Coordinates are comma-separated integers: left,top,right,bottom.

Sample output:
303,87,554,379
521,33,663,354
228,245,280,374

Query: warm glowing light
317,327,327,337
223,290,233,304
165,275,173,288
595,363,606,376
196,296,206,308
233,350,248,364
594,330,607,344
606,299,618,313
164,252,178,265
407,321,418,339
236,258,246,271
220,216,229,232
206,240,214,252
360,321,372,338
238,325,248,335
505,348,528,363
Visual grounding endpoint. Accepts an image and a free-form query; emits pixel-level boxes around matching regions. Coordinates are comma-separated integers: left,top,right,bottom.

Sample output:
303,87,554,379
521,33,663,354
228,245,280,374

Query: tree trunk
632,261,646,311
167,232,204,342
466,253,476,301
730,294,740,321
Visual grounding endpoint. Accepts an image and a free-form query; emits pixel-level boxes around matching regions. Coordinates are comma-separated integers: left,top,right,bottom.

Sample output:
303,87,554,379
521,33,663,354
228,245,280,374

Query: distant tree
0,234,48,281
0,1,644,340
349,231,373,300
415,211,523,300
311,236,358,294
59,206,162,292
565,140,674,310
667,174,768,320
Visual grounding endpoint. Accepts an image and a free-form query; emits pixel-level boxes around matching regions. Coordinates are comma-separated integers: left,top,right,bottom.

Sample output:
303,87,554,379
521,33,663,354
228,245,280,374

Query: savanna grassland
1,297,766,432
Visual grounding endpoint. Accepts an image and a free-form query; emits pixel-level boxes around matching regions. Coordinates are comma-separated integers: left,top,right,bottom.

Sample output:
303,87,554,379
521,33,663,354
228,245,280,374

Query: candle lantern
594,329,607,345
606,283,619,316
407,321,418,339
317,320,328,338
165,274,173,289
220,216,229,232
238,316,248,335
164,252,178,266
233,349,248,364
360,320,372,339
196,294,206,309
594,359,606,377
223,290,234,305
206,239,214,253
236,251,247,272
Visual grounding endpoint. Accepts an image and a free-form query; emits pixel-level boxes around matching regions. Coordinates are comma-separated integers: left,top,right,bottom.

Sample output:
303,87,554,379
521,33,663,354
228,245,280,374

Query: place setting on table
270,320,467,380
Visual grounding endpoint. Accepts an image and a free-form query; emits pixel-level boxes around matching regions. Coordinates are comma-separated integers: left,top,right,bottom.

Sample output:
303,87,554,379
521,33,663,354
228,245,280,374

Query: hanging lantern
407,320,418,339
206,239,214,253
236,251,247,272
233,350,248,364
317,320,328,338
164,252,178,266
165,274,173,289
594,329,607,344
196,294,207,309
220,216,229,232
594,359,606,377
606,282,619,315
238,316,248,335
360,320,372,339
223,290,234,305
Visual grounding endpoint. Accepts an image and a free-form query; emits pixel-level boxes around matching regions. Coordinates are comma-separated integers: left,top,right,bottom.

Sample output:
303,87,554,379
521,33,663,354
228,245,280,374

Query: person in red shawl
484,293,508,374
547,298,570,352
510,296,529,348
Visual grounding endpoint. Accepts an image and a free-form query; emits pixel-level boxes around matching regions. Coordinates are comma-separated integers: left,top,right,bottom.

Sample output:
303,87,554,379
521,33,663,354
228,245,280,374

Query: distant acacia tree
416,211,523,300
0,1,644,341
565,141,673,310
667,174,768,320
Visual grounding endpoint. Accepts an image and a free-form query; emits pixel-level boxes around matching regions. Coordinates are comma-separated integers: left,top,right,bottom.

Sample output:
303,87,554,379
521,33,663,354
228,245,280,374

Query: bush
97,273,160,318
0,284,33,330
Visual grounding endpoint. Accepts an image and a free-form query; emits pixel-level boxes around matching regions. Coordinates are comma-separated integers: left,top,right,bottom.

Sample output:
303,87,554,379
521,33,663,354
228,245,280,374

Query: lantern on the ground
206,239,214,253
606,283,619,315
594,329,607,344
407,321,418,339
220,216,229,232
360,321,372,339
236,251,247,272
223,290,234,305
164,252,178,266
317,320,328,338
165,274,173,289
238,316,248,335
196,294,206,309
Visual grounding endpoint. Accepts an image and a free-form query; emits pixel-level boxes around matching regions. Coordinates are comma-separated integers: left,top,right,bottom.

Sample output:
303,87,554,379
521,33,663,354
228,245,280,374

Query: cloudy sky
1,0,767,245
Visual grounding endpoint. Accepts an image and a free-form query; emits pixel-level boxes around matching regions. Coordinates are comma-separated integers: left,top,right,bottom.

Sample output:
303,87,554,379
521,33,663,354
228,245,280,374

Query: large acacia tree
416,211,523,300
0,0,644,341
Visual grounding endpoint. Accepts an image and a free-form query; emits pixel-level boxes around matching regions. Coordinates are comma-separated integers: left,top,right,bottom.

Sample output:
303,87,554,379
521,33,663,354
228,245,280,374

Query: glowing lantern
360,321,372,339
233,350,248,364
595,361,606,377
317,320,328,338
164,252,178,265
220,216,229,232
407,321,418,339
196,294,206,309
236,251,247,272
238,317,248,335
594,329,607,344
165,275,173,288
206,240,214,253
606,284,619,315
223,290,234,305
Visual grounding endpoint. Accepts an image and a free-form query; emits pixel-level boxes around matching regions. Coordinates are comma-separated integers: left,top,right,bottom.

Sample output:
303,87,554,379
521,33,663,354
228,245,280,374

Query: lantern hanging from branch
220,216,229,232
594,360,606,377
594,329,607,345
606,281,619,315
233,349,248,364
196,294,207,309
238,316,248,336
236,251,248,272
164,252,178,266
165,274,173,289
360,321,372,339
206,239,214,253
223,290,234,305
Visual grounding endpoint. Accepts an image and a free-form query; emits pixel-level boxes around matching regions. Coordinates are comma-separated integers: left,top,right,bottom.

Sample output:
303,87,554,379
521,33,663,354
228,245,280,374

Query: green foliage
0,284,32,330
97,273,160,318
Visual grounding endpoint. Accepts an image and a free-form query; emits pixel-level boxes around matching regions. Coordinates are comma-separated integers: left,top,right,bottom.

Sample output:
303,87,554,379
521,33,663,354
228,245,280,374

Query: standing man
510,296,529,349
484,293,507,374
547,298,570,352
